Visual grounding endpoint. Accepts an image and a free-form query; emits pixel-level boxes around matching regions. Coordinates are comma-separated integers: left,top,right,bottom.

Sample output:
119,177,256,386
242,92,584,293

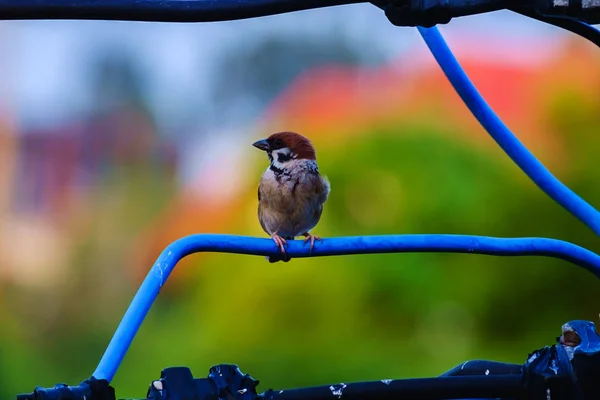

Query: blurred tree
90,48,150,114
210,30,385,123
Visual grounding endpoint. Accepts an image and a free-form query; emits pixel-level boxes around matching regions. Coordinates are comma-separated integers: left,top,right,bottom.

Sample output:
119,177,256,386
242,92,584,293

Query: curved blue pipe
92,233,600,382
415,25,600,235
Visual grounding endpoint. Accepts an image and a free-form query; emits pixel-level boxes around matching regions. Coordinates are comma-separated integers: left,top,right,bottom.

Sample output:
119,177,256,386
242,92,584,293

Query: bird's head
252,131,316,169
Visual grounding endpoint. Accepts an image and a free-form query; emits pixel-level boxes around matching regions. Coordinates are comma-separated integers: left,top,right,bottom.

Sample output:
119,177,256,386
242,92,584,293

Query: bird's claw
271,233,288,254
302,233,322,252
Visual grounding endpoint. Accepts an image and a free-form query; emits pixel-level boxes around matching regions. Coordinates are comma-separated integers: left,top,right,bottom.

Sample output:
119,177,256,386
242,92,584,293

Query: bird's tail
267,236,294,263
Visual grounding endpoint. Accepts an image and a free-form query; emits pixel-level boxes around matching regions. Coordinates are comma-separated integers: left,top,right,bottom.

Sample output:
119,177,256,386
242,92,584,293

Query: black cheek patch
277,152,292,163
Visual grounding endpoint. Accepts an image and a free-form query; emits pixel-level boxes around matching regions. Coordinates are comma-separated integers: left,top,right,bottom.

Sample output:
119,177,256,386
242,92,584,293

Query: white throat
270,147,295,171
266,147,318,176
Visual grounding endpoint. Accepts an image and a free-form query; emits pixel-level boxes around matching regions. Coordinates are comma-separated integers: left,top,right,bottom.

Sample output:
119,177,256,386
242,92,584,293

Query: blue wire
92,233,600,382
415,26,600,235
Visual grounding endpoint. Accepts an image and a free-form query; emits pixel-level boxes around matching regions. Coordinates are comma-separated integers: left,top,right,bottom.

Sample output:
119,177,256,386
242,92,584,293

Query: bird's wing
318,175,331,205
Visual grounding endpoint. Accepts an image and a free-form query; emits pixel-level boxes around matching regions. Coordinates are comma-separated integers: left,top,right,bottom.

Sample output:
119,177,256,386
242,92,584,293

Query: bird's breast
257,166,325,237
259,168,297,210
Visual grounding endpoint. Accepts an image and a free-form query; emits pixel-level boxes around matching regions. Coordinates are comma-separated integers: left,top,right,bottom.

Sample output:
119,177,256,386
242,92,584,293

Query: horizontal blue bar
92,233,600,382
416,25,600,235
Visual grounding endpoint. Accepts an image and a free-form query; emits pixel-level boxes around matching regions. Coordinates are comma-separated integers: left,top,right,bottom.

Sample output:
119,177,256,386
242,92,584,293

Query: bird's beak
252,139,270,152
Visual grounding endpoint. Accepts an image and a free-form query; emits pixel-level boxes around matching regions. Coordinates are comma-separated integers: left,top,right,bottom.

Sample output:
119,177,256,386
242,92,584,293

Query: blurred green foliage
2,69,600,400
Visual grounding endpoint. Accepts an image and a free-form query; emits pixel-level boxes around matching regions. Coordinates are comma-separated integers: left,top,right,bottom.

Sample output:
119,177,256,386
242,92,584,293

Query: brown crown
267,131,316,160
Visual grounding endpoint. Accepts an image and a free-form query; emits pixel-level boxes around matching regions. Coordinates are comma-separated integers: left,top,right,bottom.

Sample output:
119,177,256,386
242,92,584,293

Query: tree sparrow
253,131,330,262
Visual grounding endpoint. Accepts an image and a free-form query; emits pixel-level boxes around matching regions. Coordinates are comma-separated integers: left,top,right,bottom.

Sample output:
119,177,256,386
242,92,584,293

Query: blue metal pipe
92,233,600,382
414,25,600,235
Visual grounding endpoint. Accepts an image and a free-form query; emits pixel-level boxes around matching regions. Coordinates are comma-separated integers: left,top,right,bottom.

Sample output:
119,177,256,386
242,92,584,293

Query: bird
253,131,330,262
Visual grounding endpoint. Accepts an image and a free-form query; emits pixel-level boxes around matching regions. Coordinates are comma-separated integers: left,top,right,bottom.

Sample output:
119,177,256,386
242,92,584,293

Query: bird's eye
271,138,285,149
277,151,292,163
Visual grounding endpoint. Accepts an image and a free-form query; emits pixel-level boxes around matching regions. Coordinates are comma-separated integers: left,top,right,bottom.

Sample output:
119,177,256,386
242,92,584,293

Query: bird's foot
271,233,288,254
302,232,322,252
268,233,291,263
